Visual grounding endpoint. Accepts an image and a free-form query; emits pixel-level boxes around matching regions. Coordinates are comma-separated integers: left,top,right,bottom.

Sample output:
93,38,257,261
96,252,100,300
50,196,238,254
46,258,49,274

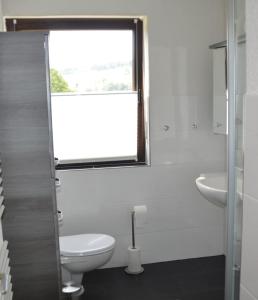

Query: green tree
50,69,73,93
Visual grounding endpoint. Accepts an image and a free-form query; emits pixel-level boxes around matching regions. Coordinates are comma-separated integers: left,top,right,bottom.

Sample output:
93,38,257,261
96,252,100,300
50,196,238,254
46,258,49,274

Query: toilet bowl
59,234,115,287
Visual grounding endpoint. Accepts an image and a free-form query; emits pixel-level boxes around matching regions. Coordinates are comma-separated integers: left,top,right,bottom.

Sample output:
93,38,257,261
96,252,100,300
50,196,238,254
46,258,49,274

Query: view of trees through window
50,69,74,93
49,30,133,93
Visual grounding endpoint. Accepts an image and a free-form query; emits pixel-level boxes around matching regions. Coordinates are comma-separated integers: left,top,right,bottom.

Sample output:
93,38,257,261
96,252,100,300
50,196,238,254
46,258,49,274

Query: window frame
5,17,148,170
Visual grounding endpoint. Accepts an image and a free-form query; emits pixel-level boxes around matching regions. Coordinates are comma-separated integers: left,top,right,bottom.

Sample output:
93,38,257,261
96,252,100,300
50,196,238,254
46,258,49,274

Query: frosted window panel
51,93,138,162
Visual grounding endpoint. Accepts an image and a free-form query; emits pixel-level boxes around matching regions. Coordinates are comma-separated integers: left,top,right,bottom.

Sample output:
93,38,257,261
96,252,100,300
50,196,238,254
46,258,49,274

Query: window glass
48,30,138,163
49,30,133,93
51,93,138,162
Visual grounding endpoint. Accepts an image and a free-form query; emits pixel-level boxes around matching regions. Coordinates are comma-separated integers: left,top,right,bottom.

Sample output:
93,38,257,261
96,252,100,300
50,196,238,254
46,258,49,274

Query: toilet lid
59,234,115,257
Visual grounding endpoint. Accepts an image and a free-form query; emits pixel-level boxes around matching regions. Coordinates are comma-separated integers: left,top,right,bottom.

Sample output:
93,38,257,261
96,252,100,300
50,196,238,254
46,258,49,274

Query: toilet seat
59,234,115,257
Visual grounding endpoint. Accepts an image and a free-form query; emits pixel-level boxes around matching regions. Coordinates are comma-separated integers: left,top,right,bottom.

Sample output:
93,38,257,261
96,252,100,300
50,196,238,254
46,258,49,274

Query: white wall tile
244,95,258,199
241,2,258,297
241,285,258,300
241,194,258,299
105,225,224,268
246,0,258,95
57,158,226,266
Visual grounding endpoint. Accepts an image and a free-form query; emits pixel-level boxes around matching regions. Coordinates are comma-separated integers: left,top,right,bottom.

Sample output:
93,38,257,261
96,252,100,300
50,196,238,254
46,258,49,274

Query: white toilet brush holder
125,246,144,275
124,210,144,275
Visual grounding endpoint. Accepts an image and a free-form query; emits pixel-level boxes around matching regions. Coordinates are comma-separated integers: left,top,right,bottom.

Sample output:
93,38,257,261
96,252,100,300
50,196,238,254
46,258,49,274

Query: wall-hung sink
196,173,227,207
195,172,243,208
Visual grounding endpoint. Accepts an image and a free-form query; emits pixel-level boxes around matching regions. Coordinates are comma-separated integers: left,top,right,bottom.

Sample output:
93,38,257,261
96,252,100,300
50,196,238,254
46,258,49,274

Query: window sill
55,160,150,171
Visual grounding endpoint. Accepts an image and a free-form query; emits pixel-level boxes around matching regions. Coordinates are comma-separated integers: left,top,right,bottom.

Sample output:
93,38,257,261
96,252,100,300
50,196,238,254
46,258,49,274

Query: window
6,18,148,169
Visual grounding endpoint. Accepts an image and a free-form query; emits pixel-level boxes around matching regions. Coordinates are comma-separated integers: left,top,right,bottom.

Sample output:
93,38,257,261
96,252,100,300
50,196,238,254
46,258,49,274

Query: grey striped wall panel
0,32,61,300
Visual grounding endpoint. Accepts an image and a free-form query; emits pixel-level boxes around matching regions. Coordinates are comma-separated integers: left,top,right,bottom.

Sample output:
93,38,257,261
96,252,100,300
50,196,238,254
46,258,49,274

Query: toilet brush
124,210,144,275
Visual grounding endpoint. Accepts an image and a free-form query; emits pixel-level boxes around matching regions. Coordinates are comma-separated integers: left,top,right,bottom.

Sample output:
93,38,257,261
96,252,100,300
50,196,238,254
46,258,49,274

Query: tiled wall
2,0,227,267
240,1,258,299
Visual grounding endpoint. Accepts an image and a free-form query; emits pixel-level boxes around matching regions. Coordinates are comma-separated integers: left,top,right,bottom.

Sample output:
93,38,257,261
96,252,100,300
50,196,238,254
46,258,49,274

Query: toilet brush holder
124,211,144,275
125,246,144,275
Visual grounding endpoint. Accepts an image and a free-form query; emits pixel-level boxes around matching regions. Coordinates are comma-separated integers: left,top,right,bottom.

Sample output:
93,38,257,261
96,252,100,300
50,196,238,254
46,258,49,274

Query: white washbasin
196,173,227,207
195,172,243,208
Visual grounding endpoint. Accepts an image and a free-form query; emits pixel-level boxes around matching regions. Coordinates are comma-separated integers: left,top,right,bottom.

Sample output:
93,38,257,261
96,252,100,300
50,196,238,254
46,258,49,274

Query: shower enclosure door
226,0,246,299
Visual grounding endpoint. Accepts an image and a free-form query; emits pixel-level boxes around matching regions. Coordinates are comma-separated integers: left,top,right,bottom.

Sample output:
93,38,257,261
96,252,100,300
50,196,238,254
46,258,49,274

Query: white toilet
59,233,115,288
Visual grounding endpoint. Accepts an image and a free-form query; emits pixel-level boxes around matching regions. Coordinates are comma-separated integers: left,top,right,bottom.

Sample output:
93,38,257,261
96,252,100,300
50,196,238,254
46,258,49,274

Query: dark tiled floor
81,255,225,300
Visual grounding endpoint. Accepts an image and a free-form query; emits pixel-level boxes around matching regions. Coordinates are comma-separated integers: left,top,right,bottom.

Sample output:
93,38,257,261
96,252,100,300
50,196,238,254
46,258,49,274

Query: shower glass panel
226,0,246,299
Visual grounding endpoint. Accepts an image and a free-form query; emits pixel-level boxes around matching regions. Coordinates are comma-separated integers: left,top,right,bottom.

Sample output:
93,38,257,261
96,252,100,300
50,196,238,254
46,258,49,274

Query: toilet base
62,283,85,299
61,267,83,286
71,286,85,300
71,273,83,285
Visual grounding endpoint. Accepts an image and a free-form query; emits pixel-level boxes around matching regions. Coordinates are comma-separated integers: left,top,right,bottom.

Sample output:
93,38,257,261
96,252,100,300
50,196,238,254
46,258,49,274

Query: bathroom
0,0,257,299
